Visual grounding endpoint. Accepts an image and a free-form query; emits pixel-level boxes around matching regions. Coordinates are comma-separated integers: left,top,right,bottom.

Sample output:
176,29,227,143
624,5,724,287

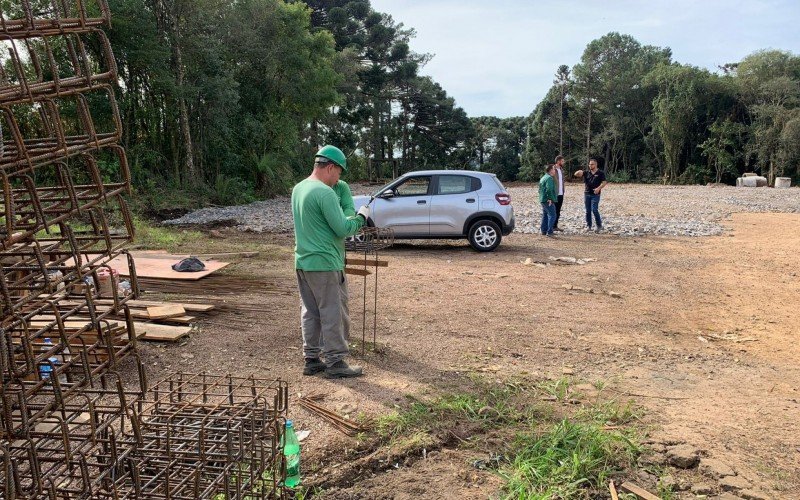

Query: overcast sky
369,0,799,118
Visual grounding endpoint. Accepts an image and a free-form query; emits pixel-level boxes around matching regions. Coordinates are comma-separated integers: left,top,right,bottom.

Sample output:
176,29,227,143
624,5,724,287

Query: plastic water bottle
59,341,71,384
283,420,301,488
39,338,59,380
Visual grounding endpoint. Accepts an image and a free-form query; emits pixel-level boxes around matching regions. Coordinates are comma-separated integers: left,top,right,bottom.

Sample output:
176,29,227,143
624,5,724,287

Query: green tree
737,50,800,182
699,118,745,183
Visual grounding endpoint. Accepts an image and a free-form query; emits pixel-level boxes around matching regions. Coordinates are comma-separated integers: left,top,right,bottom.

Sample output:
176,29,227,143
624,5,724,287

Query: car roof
399,170,496,177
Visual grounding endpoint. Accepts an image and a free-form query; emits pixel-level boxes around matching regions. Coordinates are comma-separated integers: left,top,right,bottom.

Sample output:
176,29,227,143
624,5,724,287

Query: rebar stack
1,2,288,498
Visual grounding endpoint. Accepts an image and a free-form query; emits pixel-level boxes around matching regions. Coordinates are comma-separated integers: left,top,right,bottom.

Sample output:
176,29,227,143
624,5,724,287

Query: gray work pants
296,270,350,367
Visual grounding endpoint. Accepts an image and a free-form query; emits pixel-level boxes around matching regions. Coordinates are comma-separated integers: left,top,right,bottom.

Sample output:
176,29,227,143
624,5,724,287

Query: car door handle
417,200,427,204
466,198,476,203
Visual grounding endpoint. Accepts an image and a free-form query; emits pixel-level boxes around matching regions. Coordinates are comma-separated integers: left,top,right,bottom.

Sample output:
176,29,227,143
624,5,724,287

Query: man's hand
357,205,371,221
548,200,553,206
593,187,601,194
574,170,584,178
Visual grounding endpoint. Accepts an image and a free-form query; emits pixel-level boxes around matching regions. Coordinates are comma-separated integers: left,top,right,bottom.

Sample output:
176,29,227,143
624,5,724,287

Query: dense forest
99,0,799,206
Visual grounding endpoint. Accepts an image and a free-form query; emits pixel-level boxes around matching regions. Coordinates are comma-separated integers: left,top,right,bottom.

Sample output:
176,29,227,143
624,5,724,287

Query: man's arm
335,181,356,217
320,189,364,238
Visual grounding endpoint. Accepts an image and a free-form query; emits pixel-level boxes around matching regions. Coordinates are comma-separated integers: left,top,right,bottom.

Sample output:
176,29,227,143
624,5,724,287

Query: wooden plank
26,316,123,327
344,267,371,276
49,302,155,320
93,298,215,312
345,258,389,267
26,320,119,329
155,315,196,325
134,322,192,342
146,305,186,320
609,480,619,500
619,482,661,500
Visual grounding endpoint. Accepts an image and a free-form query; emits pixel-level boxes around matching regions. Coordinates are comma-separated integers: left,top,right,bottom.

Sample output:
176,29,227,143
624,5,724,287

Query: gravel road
164,183,800,237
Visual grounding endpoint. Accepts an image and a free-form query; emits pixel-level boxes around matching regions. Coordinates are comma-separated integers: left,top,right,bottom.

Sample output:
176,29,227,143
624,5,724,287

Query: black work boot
324,361,363,379
303,358,326,376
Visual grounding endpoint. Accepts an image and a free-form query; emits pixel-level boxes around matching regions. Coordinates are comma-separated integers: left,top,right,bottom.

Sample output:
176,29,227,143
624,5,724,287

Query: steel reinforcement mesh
1,2,288,498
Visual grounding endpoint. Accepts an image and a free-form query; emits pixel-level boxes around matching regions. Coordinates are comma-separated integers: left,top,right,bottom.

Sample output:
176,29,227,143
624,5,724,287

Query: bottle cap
286,420,293,428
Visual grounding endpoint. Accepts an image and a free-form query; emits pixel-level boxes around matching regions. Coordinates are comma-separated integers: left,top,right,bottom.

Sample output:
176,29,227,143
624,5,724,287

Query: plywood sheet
146,305,186,319
74,253,230,280
134,322,193,342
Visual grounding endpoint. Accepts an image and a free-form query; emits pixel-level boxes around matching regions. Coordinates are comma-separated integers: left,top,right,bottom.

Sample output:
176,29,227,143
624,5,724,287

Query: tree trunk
585,100,592,163
559,86,564,155
173,35,195,185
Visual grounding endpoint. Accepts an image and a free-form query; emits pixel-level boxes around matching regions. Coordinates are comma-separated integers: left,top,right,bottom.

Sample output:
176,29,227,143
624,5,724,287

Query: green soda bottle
283,420,301,488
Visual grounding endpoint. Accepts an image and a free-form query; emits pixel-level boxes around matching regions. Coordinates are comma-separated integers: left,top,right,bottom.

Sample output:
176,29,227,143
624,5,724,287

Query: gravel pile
164,184,800,237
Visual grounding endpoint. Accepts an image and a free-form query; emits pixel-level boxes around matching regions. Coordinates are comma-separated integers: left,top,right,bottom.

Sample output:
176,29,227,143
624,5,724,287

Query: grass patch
130,218,289,263
499,419,640,499
376,393,514,439
376,381,536,443
576,399,643,426
373,376,648,499
133,217,203,250
537,376,572,401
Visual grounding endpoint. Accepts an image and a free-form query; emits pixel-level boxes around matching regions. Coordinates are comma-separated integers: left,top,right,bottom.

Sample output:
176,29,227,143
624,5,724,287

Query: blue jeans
540,202,556,235
584,194,602,228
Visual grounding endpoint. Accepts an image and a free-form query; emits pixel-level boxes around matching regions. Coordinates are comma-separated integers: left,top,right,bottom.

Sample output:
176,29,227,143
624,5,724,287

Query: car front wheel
468,220,501,252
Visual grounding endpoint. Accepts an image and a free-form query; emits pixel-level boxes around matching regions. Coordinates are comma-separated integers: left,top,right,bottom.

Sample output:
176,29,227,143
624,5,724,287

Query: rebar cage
345,226,394,355
1,2,290,498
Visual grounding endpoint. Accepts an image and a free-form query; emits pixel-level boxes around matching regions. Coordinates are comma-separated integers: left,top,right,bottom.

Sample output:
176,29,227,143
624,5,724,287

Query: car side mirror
379,189,395,198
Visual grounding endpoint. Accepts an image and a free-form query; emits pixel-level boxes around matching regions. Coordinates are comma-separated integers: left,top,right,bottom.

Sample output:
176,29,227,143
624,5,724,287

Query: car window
437,175,477,195
395,176,431,196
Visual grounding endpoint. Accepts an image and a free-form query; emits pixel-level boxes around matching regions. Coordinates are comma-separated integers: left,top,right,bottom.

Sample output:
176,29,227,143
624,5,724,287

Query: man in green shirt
539,165,557,237
292,145,370,378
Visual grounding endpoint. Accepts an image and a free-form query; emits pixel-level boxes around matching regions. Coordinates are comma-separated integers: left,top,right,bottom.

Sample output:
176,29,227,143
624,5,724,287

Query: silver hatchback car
352,170,515,252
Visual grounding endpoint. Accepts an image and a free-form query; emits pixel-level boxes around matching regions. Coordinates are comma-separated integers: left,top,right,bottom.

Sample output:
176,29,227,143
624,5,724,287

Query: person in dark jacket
573,158,608,233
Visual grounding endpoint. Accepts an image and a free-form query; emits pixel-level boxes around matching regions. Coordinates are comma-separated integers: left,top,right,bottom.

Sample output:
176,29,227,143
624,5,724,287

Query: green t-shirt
333,180,355,216
292,178,364,271
538,174,556,203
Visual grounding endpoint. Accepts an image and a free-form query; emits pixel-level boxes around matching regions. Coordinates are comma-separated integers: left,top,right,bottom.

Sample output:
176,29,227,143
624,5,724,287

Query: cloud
370,0,800,117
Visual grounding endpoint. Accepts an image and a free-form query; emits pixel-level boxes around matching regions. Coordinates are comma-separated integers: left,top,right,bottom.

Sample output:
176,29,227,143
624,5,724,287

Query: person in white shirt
552,155,566,231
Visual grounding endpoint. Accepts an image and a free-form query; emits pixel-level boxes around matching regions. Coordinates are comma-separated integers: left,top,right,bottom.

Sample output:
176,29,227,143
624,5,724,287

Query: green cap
315,145,347,171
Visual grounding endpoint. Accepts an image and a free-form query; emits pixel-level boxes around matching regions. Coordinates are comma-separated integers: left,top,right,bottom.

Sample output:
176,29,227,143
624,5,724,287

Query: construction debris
736,173,768,187
298,394,364,437
549,256,598,265
561,284,623,299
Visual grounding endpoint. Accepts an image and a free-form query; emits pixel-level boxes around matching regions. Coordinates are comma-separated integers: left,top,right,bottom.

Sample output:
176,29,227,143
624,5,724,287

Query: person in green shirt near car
291,145,370,378
539,165,557,237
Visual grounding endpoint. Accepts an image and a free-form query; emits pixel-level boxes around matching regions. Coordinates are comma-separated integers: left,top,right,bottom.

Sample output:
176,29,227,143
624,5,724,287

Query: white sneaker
582,227,593,233
595,226,604,233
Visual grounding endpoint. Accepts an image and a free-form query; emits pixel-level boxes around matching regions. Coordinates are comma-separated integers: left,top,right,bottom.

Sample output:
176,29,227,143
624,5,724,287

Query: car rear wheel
468,220,501,252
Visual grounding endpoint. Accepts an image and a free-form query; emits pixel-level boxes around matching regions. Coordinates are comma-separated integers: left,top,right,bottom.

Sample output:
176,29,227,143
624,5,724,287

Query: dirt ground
135,211,800,499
